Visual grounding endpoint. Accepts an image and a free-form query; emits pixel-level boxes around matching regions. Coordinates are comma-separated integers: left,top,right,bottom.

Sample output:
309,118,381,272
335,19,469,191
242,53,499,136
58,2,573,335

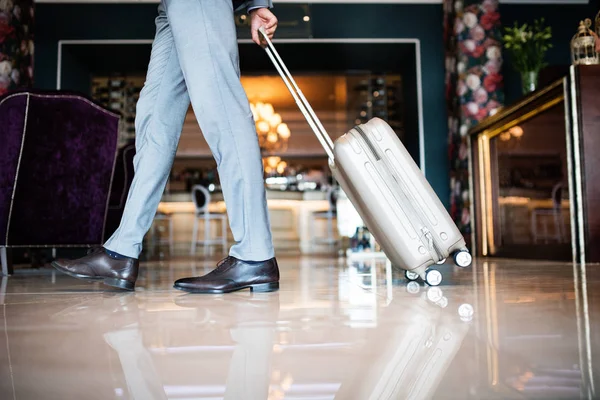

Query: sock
240,258,274,264
104,247,131,260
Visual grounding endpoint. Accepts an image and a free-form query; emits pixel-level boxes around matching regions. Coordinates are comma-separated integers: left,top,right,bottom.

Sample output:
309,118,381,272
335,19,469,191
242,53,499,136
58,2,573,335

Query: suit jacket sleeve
245,0,274,12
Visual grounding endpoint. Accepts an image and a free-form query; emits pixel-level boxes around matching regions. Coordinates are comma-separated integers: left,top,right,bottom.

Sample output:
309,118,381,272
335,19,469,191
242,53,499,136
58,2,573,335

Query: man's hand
250,8,278,47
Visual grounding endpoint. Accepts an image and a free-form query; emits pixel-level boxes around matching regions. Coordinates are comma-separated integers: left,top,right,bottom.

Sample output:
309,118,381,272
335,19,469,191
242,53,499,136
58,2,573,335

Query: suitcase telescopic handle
258,26,335,161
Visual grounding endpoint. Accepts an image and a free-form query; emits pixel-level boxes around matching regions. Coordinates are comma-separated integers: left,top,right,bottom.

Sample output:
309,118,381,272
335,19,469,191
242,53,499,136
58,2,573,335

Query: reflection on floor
0,256,598,400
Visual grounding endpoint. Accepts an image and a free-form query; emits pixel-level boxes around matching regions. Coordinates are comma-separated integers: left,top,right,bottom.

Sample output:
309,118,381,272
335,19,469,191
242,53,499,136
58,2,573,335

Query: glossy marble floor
0,255,599,400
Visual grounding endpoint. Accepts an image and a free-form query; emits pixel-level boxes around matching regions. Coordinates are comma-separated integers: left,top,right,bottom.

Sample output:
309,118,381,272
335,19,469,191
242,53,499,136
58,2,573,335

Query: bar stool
531,182,565,244
190,185,228,256
148,211,174,258
310,186,339,251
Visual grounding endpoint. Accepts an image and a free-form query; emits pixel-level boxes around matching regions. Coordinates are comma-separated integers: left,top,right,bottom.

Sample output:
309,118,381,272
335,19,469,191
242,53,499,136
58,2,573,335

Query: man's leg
51,2,190,290
166,0,278,293
165,0,274,262
104,327,168,400
104,3,190,258
224,325,275,399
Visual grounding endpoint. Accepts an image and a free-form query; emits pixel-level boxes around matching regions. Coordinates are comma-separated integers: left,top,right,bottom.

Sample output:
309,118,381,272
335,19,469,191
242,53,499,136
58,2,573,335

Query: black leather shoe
174,256,279,294
51,248,138,291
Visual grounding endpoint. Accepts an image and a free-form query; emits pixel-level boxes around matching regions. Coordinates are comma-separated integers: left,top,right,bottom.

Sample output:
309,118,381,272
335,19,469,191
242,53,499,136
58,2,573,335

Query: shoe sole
173,281,279,294
50,262,135,291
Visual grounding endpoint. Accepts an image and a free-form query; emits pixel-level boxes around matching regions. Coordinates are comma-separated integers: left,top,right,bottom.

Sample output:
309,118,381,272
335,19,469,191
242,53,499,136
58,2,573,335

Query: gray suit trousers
105,0,274,261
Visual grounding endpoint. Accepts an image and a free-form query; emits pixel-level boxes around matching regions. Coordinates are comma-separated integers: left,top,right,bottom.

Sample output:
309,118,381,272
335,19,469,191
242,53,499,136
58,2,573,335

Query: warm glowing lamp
509,126,524,138
267,156,281,168
277,123,291,139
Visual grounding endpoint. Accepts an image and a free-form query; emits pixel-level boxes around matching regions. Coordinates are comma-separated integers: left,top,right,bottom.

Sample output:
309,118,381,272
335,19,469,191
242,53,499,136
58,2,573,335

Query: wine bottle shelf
91,75,145,148
347,73,405,140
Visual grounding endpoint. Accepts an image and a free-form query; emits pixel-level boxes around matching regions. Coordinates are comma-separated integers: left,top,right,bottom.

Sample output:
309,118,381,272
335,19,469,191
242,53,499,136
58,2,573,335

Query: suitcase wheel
459,303,474,322
453,250,473,268
425,269,442,286
426,286,443,302
406,281,420,294
405,270,419,281
427,287,448,308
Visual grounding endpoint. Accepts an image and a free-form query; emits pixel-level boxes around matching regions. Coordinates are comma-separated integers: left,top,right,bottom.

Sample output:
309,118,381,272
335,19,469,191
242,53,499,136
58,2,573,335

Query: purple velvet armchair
0,91,120,275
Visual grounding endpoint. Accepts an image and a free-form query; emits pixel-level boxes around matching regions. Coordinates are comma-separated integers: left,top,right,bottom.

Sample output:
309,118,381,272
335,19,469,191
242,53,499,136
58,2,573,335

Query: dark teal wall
35,3,449,206
35,4,158,90
500,2,600,103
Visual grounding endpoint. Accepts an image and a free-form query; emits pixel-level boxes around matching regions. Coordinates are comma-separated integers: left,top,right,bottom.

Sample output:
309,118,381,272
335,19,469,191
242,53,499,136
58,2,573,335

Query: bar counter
469,65,600,263
156,190,338,256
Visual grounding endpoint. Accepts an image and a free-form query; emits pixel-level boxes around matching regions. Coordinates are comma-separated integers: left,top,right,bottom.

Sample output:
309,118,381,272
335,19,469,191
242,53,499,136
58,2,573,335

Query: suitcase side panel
364,118,466,254
333,136,433,274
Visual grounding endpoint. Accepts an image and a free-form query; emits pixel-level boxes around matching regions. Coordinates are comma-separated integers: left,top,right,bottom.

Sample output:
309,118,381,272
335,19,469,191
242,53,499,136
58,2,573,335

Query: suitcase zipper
354,125,445,263
355,127,381,161
422,227,444,261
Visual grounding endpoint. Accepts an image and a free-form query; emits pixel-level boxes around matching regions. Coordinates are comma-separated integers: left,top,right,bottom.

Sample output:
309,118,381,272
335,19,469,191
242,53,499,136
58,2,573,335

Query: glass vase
521,70,539,94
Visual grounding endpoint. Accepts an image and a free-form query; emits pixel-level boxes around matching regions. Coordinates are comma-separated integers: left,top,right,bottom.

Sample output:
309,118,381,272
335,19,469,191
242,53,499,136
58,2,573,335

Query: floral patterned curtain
0,0,34,95
444,0,504,248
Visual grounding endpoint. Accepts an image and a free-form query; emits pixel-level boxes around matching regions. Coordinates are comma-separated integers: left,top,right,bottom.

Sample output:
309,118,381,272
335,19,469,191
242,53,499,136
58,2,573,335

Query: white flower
463,40,476,52
474,88,489,104
466,74,481,90
484,59,500,74
467,102,479,115
0,61,12,78
489,108,499,116
455,20,465,35
463,12,478,29
482,0,497,12
0,0,14,12
12,5,20,20
457,61,466,74
460,124,469,137
10,69,19,84
454,1,463,12
457,81,468,96
486,46,501,60
471,25,485,41
462,190,470,202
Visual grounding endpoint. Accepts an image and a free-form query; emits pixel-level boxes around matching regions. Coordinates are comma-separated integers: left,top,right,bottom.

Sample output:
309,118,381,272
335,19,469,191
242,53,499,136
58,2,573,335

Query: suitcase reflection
335,263,474,400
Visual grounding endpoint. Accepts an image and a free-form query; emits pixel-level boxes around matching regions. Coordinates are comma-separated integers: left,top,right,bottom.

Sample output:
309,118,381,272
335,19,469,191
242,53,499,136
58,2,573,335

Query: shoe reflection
173,293,279,400
97,292,280,400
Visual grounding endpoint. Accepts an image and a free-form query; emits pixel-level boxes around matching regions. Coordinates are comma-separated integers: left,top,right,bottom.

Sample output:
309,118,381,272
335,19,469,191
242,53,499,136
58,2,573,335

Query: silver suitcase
261,29,472,285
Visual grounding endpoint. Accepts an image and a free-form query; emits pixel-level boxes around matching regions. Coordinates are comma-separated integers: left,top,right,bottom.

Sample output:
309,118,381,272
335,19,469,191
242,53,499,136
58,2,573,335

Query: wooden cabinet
469,65,600,263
